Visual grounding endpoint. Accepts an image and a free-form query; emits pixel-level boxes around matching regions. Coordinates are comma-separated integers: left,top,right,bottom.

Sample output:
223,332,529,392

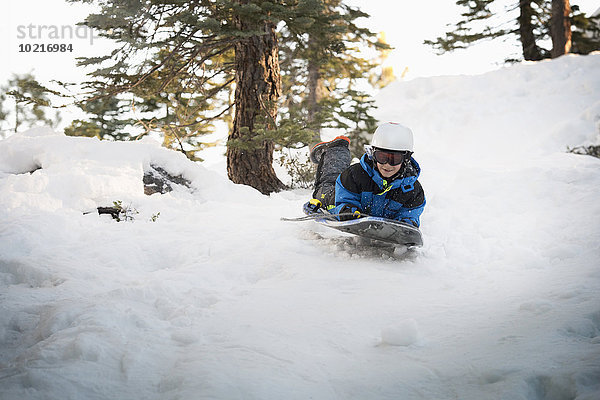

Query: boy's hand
339,205,363,221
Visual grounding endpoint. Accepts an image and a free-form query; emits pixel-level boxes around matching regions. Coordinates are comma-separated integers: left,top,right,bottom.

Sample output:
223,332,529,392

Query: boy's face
377,162,402,178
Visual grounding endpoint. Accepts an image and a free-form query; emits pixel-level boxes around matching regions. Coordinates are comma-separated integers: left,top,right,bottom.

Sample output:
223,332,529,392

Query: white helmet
371,122,414,152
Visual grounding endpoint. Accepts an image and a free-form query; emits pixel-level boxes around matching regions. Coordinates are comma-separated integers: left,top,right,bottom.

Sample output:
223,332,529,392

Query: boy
307,122,425,227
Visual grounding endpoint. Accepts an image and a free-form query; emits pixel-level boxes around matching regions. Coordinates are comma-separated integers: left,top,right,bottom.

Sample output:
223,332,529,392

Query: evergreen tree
1,73,61,134
131,46,235,160
517,0,547,60
570,5,600,54
67,45,231,161
225,0,285,193
551,0,572,57
70,0,385,193
425,1,600,62
278,0,390,158
0,92,8,138
70,0,356,193
64,96,135,140
424,0,514,56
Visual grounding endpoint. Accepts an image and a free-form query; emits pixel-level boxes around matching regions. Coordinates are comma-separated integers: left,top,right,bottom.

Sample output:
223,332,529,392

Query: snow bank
376,53,600,165
1,54,599,400
0,127,262,213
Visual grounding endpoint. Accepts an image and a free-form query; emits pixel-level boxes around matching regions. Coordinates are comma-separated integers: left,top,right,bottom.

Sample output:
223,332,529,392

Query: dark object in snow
143,163,192,195
8,164,42,175
96,207,121,220
568,145,600,159
91,201,138,222
28,165,42,174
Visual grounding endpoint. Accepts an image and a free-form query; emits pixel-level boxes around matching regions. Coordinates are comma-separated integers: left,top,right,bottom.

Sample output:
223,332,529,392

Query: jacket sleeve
394,181,425,227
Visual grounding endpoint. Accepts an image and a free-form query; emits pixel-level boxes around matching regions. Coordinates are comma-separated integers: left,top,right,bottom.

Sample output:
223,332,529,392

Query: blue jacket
332,154,425,227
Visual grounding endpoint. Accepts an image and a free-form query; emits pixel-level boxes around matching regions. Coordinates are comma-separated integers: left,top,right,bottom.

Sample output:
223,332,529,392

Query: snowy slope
1,54,600,400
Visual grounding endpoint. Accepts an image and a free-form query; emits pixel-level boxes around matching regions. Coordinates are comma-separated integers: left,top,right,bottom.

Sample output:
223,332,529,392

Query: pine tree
1,73,61,134
277,0,390,158
0,92,8,138
71,0,368,194
551,0,572,57
64,96,135,140
517,0,546,60
225,0,285,193
130,46,231,161
424,0,512,55
67,44,231,161
425,1,599,62
570,6,600,54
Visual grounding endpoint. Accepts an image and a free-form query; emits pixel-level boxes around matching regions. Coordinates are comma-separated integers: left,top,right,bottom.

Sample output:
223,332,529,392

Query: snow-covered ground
1,54,599,400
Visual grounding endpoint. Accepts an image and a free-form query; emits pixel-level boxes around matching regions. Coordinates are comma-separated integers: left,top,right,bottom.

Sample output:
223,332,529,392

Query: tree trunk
14,106,20,133
227,2,285,195
307,35,325,142
551,0,572,58
518,0,543,61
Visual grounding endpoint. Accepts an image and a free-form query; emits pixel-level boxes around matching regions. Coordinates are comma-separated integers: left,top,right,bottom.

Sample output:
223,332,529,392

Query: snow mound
376,53,600,166
0,127,262,214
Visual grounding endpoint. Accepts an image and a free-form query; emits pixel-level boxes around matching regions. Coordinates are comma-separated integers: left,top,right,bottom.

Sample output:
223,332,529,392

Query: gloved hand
339,205,363,221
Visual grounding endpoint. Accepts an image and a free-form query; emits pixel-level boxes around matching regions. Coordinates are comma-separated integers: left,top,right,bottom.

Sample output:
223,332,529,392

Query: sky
1,0,599,128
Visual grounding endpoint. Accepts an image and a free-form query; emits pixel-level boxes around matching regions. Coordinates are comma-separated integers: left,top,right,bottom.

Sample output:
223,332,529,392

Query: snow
1,54,600,400
380,319,420,347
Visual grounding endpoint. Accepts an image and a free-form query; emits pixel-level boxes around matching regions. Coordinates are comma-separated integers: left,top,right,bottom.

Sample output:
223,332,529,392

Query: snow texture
1,54,600,400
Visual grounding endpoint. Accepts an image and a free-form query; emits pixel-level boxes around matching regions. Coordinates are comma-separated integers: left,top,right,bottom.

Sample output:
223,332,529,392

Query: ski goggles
372,149,410,166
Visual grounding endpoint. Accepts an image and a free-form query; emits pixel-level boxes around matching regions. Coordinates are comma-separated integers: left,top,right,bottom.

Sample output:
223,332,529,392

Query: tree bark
551,0,572,58
227,2,285,195
307,35,325,142
518,0,543,61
